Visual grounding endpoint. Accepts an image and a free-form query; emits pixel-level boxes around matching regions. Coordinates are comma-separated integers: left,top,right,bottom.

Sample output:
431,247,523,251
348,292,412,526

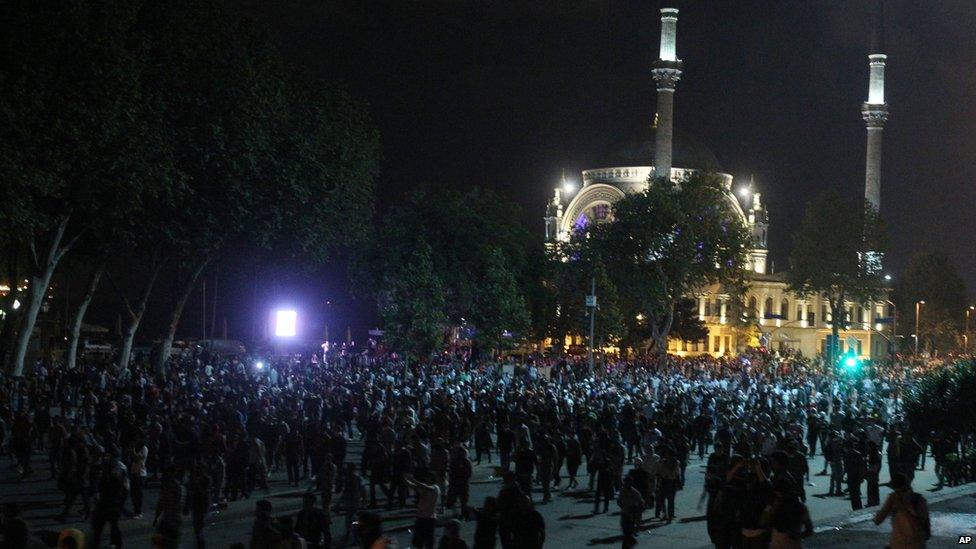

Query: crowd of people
0,346,959,549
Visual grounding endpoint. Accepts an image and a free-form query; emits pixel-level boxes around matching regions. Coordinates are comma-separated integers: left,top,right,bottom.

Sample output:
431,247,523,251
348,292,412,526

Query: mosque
543,4,894,360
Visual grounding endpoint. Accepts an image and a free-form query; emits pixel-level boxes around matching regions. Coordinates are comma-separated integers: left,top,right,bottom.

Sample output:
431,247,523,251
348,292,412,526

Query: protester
873,473,930,549
0,343,964,548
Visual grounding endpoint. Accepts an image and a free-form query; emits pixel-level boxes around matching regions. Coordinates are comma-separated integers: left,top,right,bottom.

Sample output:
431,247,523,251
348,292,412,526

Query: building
544,4,894,360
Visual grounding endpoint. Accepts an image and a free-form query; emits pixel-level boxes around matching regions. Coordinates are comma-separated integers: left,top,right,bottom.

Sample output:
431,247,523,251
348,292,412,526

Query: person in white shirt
127,439,148,518
406,473,440,549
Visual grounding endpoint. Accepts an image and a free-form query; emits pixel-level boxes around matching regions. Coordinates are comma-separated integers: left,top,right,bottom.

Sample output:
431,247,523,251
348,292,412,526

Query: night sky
84,1,976,344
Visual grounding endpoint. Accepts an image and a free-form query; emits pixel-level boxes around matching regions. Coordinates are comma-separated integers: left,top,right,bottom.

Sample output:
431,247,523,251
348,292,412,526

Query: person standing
497,425,514,472
406,473,440,549
536,435,557,504
826,433,845,496
873,473,930,549
513,442,536,498
475,422,493,465
295,493,330,549
340,463,365,545
656,448,682,523
186,461,211,549
90,451,129,549
843,439,865,511
617,476,645,549
565,434,582,489
127,438,148,519
153,466,184,549
284,425,304,487
447,445,473,515
762,478,813,549
865,440,882,507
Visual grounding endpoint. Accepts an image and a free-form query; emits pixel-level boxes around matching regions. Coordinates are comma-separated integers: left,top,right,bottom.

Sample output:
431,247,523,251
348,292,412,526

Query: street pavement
2,440,972,548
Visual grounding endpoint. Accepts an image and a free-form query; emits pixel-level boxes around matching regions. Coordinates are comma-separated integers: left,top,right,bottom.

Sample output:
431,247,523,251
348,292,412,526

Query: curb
812,481,976,534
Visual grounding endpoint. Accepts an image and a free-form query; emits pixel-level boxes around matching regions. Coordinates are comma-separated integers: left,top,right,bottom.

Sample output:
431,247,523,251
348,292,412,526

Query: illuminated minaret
652,7,682,182
862,0,888,212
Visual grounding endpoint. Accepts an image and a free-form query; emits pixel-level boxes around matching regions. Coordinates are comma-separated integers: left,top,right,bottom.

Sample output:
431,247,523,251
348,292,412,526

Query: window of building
713,335,720,352
703,298,712,317
764,297,774,318
780,299,789,320
724,335,731,353
748,297,757,318
796,305,803,321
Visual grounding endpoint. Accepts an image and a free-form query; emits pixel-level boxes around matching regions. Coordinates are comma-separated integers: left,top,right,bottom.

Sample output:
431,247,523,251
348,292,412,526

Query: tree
368,186,531,355
0,0,166,376
904,361,976,472
788,191,886,362
893,252,968,355
378,241,446,360
573,172,750,359
471,248,531,354
538,252,626,354
140,1,378,374
62,253,109,371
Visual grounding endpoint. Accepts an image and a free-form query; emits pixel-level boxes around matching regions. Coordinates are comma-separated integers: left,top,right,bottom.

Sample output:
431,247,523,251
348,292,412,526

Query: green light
844,356,857,368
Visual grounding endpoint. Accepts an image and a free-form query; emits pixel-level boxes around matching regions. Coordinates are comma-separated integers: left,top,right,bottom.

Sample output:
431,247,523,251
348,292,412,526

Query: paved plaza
3,437,972,548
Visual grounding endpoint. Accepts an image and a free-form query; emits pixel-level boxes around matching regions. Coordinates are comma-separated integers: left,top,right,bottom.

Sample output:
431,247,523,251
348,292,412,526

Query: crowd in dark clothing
0,348,961,548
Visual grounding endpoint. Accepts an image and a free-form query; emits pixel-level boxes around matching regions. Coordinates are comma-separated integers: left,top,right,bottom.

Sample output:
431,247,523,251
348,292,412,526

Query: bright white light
562,181,576,195
884,274,892,281
275,310,297,337
12,299,20,310
875,323,882,331
738,187,751,198
255,361,265,370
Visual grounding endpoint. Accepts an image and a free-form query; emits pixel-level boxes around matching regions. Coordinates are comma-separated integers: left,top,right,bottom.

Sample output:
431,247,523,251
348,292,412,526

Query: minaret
652,7,682,182
747,190,769,274
544,187,563,244
862,0,888,212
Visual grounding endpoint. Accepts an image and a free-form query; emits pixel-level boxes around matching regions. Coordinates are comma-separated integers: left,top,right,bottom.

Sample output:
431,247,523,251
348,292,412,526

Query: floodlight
275,309,297,337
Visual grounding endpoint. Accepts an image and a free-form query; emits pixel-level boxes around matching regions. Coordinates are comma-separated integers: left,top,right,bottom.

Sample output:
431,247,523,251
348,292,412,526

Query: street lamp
914,300,925,355
966,306,974,354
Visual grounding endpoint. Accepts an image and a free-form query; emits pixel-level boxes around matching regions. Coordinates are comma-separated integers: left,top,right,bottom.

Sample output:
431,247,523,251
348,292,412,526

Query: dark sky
82,1,976,344
253,0,976,280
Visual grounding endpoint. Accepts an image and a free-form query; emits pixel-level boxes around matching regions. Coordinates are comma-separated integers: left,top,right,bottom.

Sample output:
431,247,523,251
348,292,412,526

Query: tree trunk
154,259,208,377
11,217,72,377
117,260,162,370
65,262,106,370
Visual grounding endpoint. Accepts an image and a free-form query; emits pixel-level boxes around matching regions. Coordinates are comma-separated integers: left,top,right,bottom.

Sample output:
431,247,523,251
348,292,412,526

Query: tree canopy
788,191,887,360
368,186,533,358
894,252,968,354
569,172,750,356
0,0,379,375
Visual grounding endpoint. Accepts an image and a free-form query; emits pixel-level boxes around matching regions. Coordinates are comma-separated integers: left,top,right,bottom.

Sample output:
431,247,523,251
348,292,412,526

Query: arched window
764,297,774,319
748,296,757,318
780,299,789,320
